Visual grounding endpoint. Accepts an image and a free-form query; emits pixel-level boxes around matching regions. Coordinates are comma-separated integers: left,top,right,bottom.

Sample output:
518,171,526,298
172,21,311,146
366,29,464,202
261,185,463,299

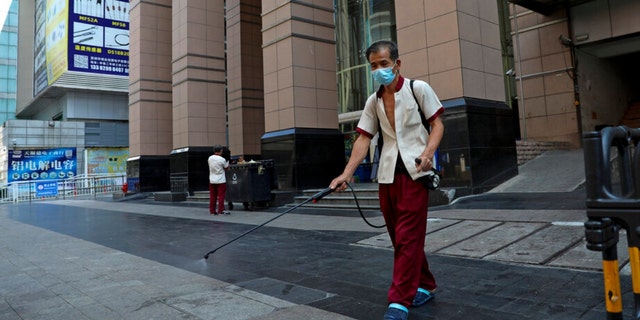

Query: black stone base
153,191,187,202
126,155,170,193
439,98,518,196
261,128,345,192
170,147,212,195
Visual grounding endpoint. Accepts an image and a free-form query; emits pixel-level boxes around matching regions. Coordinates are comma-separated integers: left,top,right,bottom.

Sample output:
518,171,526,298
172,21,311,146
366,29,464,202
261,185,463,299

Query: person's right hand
330,174,352,192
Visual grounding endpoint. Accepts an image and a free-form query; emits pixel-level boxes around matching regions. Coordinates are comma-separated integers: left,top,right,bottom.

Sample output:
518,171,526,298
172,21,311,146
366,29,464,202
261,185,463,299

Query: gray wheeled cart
225,160,274,210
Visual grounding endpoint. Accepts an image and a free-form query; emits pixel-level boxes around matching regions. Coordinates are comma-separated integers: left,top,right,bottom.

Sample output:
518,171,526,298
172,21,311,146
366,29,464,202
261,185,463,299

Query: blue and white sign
35,181,59,197
8,148,77,183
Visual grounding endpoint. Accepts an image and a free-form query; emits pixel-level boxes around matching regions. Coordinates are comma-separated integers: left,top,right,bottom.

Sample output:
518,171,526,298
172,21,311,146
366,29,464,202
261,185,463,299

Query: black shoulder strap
410,80,431,134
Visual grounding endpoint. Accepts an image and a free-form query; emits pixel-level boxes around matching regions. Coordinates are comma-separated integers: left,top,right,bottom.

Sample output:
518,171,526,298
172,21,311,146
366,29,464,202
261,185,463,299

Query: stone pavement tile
118,300,202,320
75,303,122,319
549,230,630,271
427,220,502,252
427,218,463,233
549,239,627,271
438,222,547,258
163,290,283,320
431,209,586,224
234,277,333,305
353,232,392,249
28,269,63,288
426,254,615,319
307,295,385,320
81,285,157,314
0,273,45,297
62,293,98,308
484,225,585,264
9,295,76,319
0,312,21,320
0,299,15,315
355,219,506,253
248,304,357,320
19,305,90,320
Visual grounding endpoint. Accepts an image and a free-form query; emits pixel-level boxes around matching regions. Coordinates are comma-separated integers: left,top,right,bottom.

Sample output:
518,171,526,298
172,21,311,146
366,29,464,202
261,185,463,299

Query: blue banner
8,148,77,183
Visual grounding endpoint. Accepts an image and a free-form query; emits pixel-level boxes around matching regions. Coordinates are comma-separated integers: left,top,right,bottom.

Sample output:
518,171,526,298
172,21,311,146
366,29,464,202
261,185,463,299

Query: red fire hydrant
122,182,128,194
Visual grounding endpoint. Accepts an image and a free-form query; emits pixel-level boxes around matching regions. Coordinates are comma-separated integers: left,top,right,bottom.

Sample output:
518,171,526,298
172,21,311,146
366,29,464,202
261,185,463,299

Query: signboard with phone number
8,148,77,183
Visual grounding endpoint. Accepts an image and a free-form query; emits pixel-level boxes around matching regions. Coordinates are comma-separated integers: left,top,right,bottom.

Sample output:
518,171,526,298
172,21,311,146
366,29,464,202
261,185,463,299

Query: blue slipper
411,288,435,307
383,303,408,320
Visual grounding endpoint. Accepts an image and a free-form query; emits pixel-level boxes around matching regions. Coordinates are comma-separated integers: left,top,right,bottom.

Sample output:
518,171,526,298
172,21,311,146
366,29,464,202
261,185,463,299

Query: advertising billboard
8,148,77,183
33,0,48,94
33,0,130,95
86,147,128,175
45,0,69,85
69,0,129,76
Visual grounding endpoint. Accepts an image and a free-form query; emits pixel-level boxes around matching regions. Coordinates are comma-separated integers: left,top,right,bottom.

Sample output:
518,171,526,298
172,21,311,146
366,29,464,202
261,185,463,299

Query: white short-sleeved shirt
208,154,229,184
356,76,444,183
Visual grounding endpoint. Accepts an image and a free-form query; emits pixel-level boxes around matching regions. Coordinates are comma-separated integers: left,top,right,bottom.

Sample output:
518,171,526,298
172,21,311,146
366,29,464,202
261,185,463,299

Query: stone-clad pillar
395,1,517,195
171,0,226,149
226,0,264,160
128,0,173,157
261,0,344,192
168,0,227,194
127,0,173,192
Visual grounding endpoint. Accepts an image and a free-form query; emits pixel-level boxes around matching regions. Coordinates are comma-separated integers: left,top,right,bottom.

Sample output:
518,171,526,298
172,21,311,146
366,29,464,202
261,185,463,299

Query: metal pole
511,3,527,140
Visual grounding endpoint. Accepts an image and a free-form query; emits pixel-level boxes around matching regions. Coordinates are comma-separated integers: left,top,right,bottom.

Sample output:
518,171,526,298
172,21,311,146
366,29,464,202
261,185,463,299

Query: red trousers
209,183,227,214
379,172,437,307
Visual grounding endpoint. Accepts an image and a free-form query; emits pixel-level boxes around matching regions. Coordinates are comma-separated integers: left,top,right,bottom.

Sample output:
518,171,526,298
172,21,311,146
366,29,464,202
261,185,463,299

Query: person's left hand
415,156,433,172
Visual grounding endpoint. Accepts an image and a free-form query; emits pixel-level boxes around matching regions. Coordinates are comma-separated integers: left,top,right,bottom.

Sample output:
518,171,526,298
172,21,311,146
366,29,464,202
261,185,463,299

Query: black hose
346,182,385,229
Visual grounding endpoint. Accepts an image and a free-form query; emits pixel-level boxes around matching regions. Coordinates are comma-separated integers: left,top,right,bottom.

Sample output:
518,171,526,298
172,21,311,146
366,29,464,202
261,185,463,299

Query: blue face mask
372,65,396,85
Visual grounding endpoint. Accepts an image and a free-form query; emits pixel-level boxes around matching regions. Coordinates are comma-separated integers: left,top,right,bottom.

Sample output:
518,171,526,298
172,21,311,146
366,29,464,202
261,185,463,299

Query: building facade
9,0,639,196
509,0,640,145
126,0,518,196
0,0,18,124
6,0,130,185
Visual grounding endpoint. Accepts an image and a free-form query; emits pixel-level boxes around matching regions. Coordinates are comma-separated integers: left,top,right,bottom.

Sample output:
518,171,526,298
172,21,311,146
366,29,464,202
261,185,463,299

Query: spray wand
203,187,334,259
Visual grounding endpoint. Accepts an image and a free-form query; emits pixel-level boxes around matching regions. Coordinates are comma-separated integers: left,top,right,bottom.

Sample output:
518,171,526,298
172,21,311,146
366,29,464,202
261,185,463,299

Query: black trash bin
226,160,274,209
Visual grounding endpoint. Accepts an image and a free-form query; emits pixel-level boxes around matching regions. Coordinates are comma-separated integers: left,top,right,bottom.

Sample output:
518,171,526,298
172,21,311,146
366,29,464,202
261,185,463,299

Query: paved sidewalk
2,149,635,319
0,204,355,320
1,193,630,320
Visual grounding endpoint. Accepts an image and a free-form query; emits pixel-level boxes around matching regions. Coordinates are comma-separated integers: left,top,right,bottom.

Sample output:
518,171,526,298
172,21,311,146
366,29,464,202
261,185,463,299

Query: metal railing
0,174,126,203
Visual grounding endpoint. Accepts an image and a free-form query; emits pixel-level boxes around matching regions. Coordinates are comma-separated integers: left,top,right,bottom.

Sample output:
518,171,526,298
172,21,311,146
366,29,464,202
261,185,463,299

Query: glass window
8,12,18,26
334,0,396,158
334,0,396,115
7,79,16,92
8,45,16,59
